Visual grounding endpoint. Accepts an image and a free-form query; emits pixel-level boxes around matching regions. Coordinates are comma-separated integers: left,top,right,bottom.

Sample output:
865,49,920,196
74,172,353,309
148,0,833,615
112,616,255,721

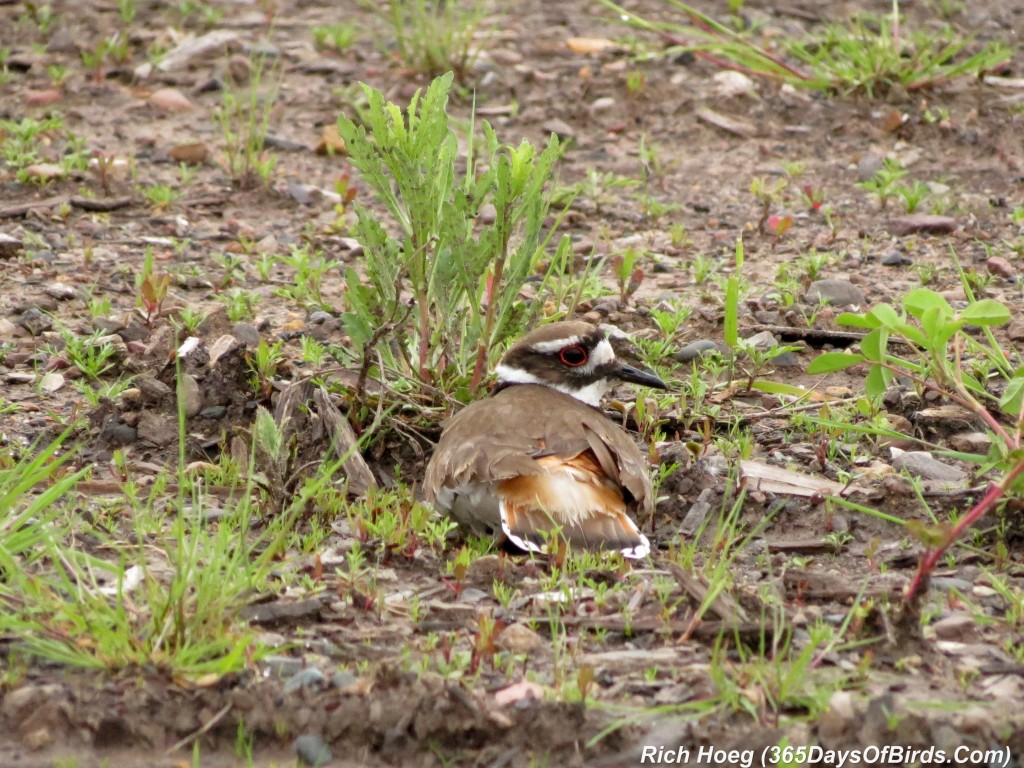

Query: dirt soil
2,0,1024,765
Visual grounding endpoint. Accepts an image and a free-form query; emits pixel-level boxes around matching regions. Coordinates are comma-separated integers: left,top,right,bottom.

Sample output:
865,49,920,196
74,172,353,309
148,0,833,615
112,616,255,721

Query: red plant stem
416,292,430,384
470,242,508,395
659,32,811,81
905,457,1024,601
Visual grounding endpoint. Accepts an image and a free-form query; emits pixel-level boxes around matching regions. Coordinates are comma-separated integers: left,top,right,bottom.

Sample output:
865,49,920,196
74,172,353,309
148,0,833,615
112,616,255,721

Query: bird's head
494,321,667,406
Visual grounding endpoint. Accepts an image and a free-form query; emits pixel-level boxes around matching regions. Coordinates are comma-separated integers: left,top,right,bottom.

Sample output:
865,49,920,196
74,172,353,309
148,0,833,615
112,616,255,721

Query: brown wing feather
423,385,654,544
498,454,649,558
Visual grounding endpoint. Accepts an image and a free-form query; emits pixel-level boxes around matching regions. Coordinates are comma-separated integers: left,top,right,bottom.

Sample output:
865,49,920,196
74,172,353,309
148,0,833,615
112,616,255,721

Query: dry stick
163,701,233,756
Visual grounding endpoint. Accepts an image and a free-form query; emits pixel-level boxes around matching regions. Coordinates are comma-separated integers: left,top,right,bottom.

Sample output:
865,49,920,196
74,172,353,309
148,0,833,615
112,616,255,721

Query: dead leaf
315,124,347,156
880,107,905,133
39,372,65,392
494,680,544,706
149,88,194,113
98,565,144,596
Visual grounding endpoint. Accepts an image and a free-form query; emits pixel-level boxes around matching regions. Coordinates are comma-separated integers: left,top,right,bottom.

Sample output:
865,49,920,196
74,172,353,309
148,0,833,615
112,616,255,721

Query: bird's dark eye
559,344,588,367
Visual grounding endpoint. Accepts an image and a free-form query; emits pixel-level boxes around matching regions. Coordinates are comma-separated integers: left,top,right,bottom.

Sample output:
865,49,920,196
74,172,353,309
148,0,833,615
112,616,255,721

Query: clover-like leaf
960,299,1010,327
903,288,952,320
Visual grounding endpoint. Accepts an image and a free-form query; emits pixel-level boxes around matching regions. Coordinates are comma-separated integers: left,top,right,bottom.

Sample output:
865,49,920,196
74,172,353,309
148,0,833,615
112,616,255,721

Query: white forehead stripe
529,336,582,354
599,324,631,340
587,338,615,368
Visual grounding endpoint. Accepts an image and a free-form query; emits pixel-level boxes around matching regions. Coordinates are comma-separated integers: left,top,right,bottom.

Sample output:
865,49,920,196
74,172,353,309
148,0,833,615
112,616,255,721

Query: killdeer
424,321,667,559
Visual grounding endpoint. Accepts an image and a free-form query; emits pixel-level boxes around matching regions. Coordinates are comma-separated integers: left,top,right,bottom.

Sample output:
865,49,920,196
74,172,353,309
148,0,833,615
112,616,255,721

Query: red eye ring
559,344,588,367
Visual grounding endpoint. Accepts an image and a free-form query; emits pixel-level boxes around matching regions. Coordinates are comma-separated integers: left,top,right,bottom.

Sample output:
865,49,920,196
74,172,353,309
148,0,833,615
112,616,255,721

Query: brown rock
0,233,23,259
496,623,544,655
888,214,957,236
465,554,503,583
179,373,204,417
930,611,976,641
24,89,62,107
168,142,209,164
137,411,179,447
149,87,194,113
23,163,64,182
986,256,1014,278
948,432,992,454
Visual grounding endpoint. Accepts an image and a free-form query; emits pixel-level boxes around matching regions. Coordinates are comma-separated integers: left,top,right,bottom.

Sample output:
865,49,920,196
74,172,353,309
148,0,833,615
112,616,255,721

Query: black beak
615,362,668,390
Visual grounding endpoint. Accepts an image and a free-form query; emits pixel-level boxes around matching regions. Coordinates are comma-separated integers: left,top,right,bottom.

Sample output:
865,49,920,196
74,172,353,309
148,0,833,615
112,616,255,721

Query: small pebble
496,623,544,655
986,256,1014,278
232,322,261,347
284,667,327,694
199,405,228,420
881,251,912,266
892,450,966,482
294,734,332,767
805,279,865,307
17,307,53,336
675,339,720,362
0,233,24,259
331,670,356,689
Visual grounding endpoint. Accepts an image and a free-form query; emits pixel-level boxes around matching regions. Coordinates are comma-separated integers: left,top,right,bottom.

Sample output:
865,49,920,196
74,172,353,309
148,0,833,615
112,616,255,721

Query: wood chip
740,460,846,497
150,30,240,73
767,539,844,555
666,561,749,623
0,195,68,219
566,37,620,55
70,195,133,212
240,596,327,624
694,106,756,137
273,382,378,496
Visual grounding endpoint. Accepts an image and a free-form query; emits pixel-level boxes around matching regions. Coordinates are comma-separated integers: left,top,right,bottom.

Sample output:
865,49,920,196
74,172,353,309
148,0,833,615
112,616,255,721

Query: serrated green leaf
807,352,865,374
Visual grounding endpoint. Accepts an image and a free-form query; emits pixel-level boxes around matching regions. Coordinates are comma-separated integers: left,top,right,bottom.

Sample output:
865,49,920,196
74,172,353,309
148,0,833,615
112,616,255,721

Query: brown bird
424,320,667,559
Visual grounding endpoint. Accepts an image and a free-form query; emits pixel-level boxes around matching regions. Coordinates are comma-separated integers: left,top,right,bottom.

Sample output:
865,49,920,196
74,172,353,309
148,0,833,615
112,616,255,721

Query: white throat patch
494,364,610,407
